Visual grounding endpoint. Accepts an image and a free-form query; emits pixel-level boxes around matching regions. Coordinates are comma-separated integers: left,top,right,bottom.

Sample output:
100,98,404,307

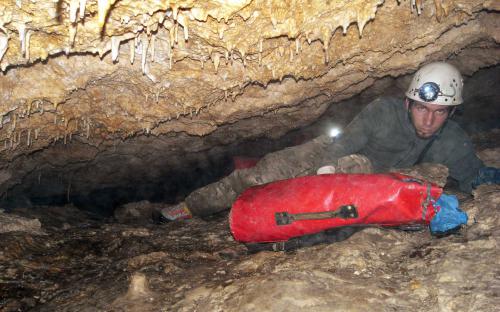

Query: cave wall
0,1,499,209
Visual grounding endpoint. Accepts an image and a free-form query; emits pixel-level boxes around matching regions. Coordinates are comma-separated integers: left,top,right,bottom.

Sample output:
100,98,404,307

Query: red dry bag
230,173,442,243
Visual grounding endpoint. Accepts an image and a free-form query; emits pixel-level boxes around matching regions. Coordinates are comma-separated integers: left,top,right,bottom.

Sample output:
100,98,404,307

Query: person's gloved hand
317,154,374,175
337,154,374,174
472,167,500,189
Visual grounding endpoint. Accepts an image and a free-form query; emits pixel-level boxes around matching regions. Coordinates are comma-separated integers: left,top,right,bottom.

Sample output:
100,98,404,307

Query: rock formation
0,0,498,204
0,1,499,310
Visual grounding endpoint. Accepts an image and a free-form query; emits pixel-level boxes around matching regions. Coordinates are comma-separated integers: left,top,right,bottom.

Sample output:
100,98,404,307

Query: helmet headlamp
415,81,457,103
418,82,440,102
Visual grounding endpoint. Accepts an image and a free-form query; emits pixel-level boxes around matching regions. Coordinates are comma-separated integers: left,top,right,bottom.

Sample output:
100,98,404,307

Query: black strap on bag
245,226,363,253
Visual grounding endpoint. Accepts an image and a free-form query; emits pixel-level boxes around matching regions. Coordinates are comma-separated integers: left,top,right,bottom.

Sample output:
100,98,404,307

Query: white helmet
405,62,463,106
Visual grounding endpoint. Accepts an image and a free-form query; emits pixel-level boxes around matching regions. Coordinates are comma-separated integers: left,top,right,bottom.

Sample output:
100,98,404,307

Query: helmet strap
448,107,457,118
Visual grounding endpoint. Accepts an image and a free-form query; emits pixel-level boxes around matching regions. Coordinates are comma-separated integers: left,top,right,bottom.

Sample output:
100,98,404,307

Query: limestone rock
0,210,44,234
478,147,500,168
392,163,449,187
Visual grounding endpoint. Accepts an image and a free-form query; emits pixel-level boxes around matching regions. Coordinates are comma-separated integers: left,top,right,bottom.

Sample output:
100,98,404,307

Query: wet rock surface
1,141,499,311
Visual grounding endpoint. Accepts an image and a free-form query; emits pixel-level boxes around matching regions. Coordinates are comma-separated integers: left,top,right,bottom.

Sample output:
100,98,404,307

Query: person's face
406,99,450,139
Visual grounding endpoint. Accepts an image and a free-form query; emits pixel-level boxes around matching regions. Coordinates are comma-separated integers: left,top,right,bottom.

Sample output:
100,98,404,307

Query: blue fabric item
430,194,468,234
472,167,500,189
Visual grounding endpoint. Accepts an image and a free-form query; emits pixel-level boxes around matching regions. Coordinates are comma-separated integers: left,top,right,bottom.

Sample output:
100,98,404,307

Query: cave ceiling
0,0,499,200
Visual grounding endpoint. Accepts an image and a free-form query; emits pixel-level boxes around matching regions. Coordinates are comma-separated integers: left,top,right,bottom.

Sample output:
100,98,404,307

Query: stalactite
169,27,175,48
165,34,171,59
27,128,31,146
17,23,27,58
12,114,17,132
79,0,87,19
174,23,179,44
177,13,189,41
434,0,448,22
213,53,220,73
98,0,115,29
342,21,349,35
69,24,77,46
278,46,284,57
322,28,331,64
129,39,135,64
172,5,179,21
0,30,8,63
70,0,79,23
169,49,173,69
150,35,155,62
27,101,32,117
357,16,367,37
218,25,225,39
111,36,120,62
141,35,149,74
25,30,32,60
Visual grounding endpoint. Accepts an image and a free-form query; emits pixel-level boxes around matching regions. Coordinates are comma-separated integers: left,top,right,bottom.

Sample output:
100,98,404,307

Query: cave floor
1,186,499,312
1,133,499,311
0,210,250,311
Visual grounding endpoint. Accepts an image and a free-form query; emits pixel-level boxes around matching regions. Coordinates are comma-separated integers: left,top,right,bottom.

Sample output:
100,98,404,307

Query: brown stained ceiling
0,0,498,201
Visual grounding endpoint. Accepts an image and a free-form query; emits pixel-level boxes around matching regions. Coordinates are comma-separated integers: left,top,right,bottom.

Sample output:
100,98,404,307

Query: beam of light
329,127,341,138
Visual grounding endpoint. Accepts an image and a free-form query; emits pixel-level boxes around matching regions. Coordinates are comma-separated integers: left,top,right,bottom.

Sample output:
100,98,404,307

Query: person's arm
444,138,484,193
322,98,383,164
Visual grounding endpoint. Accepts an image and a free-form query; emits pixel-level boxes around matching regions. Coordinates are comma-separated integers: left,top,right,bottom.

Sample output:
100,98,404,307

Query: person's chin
416,130,434,139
